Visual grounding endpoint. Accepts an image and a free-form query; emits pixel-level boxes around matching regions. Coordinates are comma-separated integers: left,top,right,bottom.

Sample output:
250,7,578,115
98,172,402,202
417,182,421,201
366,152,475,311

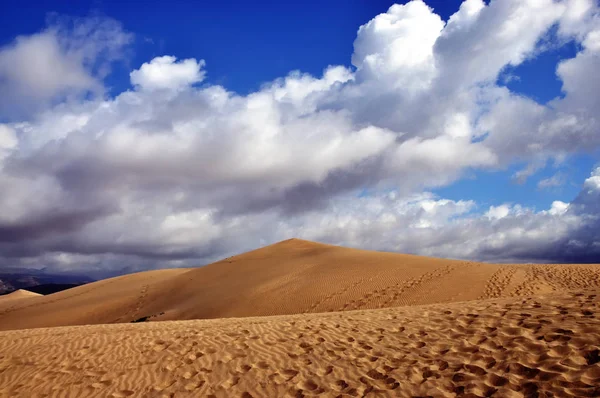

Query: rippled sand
0,239,599,397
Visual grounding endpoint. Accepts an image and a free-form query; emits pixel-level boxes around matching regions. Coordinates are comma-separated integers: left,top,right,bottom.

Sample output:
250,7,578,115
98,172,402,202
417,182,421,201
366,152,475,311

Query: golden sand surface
0,239,599,397
1,239,599,331
0,289,41,302
1,291,599,397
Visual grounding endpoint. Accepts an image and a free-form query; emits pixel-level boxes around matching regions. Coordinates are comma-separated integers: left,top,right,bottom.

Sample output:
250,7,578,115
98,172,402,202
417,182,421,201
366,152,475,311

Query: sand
0,239,599,397
1,239,599,331
0,289,41,301
0,289,42,317
0,289,42,311
1,290,599,397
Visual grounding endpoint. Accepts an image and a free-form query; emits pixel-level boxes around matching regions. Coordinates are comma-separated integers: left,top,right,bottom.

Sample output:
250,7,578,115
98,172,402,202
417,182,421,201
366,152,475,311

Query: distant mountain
0,271,94,295
26,284,83,295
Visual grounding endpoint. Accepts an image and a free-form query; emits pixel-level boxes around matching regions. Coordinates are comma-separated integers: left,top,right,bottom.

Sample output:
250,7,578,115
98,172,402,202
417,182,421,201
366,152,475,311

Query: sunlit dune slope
1,238,599,331
0,289,41,309
1,289,598,397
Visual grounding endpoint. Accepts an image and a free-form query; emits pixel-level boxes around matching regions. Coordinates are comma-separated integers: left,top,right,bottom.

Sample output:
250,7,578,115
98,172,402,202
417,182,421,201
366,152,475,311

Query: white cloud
130,56,206,91
0,125,17,151
0,1,600,274
290,167,600,263
538,173,566,189
0,32,97,106
352,0,444,91
583,167,600,191
485,205,511,220
548,200,569,215
0,14,132,120
436,0,567,88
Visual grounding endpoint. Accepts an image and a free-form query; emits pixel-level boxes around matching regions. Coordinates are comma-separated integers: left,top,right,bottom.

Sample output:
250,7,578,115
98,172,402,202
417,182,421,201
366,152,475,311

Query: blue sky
1,0,463,94
436,154,596,211
0,0,599,275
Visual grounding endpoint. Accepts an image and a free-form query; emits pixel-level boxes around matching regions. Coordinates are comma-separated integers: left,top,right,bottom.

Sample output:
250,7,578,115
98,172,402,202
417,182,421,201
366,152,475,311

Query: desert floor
0,239,599,397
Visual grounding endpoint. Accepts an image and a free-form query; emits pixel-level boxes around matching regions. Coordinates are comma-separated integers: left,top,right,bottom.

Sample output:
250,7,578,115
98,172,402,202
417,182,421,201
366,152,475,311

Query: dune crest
0,289,42,315
0,289,42,300
0,289,42,307
0,240,599,397
1,239,600,331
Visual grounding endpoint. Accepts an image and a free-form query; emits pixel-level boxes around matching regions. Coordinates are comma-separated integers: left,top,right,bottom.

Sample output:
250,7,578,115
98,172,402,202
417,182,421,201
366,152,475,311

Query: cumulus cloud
289,167,600,264
0,125,18,161
549,201,570,215
130,56,206,91
485,205,511,220
0,1,599,275
479,0,600,171
0,14,132,119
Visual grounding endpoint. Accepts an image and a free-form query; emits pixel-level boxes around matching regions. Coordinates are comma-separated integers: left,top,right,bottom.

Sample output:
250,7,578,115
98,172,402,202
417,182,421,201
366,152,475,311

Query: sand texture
0,289,41,302
1,239,600,331
1,290,599,397
0,289,42,311
0,239,599,397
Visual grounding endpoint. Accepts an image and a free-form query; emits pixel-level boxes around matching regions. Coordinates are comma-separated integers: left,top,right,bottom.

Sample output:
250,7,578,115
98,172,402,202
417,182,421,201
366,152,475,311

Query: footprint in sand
256,361,269,369
111,391,134,398
182,370,198,379
316,365,334,376
153,340,168,352
221,376,240,388
184,380,205,391
282,369,299,380
90,380,111,389
237,363,252,373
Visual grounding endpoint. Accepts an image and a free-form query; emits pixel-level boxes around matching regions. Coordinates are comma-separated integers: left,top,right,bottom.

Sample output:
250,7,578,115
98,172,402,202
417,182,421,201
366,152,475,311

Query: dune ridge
1,240,599,397
1,239,600,332
0,289,42,310
0,289,41,300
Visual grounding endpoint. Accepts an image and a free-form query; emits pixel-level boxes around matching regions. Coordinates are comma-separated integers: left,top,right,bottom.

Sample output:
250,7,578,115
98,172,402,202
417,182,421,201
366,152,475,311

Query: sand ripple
1,290,598,397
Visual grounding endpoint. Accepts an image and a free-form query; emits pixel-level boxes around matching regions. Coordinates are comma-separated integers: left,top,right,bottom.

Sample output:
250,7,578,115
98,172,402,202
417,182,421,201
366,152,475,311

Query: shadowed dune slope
0,289,599,397
1,238,600,331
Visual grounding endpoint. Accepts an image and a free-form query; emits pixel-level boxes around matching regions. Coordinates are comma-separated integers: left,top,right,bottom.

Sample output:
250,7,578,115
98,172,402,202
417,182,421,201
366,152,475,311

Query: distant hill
0,289,42,301
0,271,93,296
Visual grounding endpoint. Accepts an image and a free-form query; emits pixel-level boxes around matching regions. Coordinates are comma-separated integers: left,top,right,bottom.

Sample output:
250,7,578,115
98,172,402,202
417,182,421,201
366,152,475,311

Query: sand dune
0,289,42,311
1,289,598,397
1,239,600,331
0,289,41,301
0,239,599,397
